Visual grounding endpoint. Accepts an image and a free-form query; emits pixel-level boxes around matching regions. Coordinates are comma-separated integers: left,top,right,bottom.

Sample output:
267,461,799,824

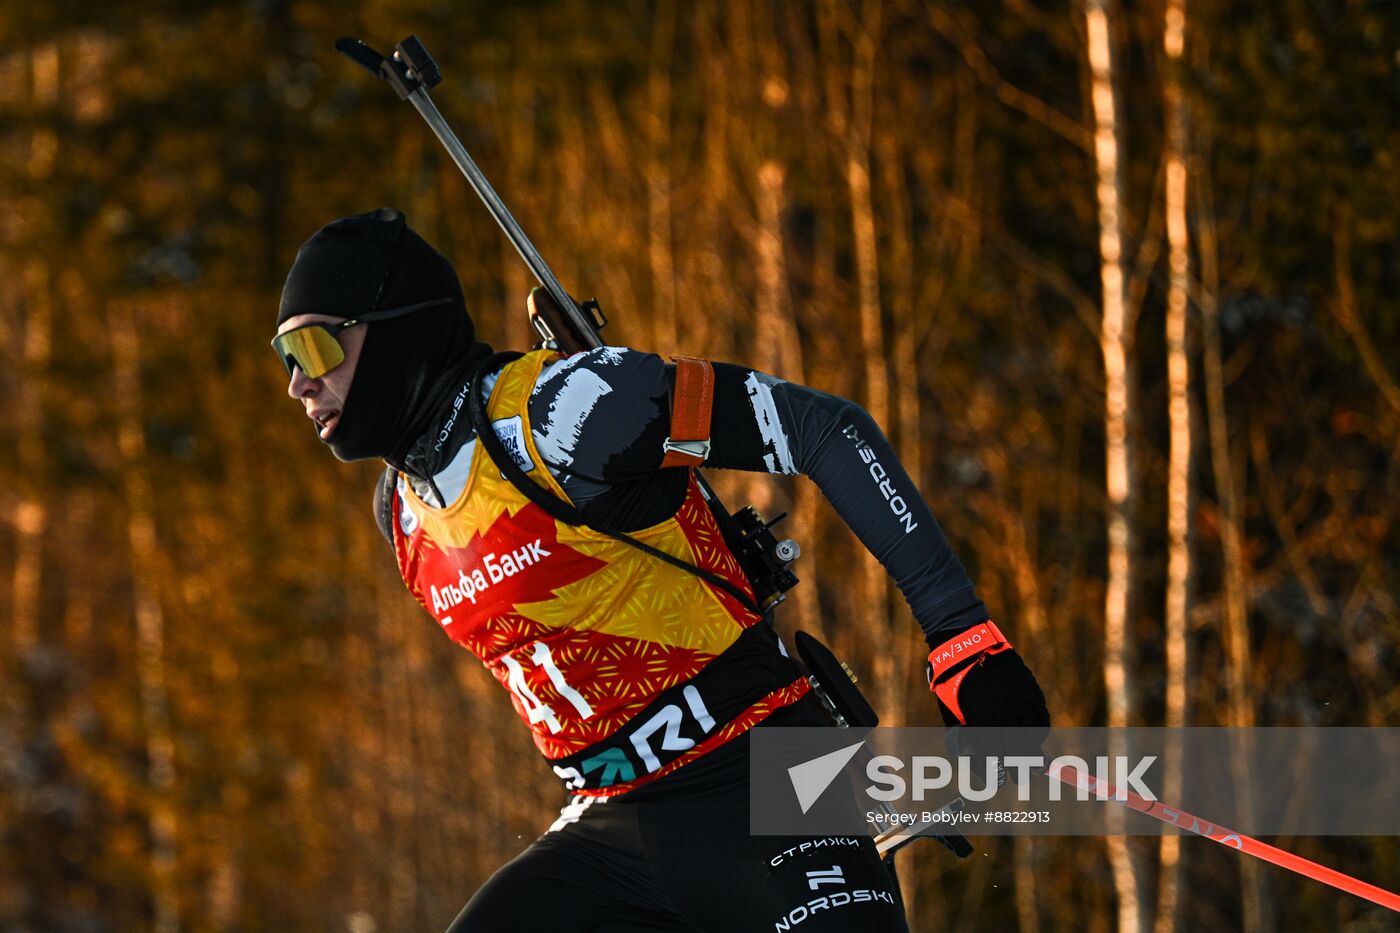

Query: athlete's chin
326,439,361,463
324,435,380,464
316,422,344,453
317,422,350,458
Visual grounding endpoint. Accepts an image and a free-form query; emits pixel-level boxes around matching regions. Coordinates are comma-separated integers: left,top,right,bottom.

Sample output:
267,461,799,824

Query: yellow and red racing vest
392,350,808,795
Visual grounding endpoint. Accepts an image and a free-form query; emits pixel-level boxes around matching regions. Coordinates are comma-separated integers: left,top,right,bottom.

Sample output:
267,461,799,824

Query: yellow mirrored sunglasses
271,297,452,379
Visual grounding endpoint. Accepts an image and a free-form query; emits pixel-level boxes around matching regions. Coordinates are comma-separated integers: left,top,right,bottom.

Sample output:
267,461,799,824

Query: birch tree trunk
692,2,732,357
875,82,919,489
752,159,825,641
647,0,678,354
12,268,50,657
1332,213,1400,422
109,298,182,933
1157,1,1192,929
819,0,900,719
378,576,419,929
1081,2,1147,929
11,42,61,657
845,3,890,436
1194,147,1273,933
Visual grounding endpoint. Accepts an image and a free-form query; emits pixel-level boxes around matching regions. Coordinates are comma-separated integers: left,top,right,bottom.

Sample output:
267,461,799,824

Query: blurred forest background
1,0,1398,930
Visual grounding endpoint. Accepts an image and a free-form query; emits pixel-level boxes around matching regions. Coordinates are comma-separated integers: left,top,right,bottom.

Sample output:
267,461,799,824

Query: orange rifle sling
661,357,715,469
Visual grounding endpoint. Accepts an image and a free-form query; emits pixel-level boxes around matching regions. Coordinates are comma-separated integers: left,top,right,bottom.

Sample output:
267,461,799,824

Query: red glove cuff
927,620,1014,725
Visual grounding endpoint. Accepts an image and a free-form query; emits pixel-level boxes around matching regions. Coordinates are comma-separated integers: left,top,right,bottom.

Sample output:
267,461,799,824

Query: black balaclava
278,208,492,465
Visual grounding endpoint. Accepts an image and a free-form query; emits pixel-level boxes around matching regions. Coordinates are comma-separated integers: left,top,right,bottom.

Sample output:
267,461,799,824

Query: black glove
926,621,1050,759
936,649,1049,730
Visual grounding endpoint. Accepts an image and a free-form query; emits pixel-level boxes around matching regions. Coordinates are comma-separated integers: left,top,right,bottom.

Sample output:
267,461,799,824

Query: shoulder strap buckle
661,437,712,465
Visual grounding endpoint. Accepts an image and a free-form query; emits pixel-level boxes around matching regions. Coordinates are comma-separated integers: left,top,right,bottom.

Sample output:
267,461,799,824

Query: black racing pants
448,697,909,932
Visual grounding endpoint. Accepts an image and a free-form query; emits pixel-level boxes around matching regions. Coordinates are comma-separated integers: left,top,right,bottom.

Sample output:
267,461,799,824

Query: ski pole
864,737,1400,911
1048,761,1400,913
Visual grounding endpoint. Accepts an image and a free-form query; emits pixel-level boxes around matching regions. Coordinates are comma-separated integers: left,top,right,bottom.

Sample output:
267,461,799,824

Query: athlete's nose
287,365,318,400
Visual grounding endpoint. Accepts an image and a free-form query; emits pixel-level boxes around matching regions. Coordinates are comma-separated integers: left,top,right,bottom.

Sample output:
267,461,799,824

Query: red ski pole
1048,762,1400,913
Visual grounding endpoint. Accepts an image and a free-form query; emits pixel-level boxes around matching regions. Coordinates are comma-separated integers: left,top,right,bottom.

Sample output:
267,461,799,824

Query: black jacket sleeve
705,363,988,641
525,348,987,640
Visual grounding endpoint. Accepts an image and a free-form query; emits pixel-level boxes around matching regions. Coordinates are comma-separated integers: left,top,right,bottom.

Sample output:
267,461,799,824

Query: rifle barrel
406,88,602,350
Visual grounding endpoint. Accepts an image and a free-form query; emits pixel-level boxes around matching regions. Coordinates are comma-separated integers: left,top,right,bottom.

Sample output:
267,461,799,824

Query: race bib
491,415,536,473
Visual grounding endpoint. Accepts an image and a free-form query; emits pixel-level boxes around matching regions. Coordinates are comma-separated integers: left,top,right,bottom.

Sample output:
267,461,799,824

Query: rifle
333,33,972,863
334,33,805,608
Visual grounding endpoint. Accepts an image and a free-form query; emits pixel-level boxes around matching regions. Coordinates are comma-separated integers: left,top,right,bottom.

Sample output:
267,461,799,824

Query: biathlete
272,208,1049,931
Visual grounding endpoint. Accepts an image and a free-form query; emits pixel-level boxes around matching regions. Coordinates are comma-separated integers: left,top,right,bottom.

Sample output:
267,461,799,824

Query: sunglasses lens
272,325,345,379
